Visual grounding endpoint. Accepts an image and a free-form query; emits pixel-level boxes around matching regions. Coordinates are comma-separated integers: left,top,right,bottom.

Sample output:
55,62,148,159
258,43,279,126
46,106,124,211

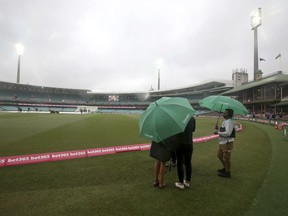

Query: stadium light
250,8,262,29
250,8,262,81
15,43,24,84
156,59,163,90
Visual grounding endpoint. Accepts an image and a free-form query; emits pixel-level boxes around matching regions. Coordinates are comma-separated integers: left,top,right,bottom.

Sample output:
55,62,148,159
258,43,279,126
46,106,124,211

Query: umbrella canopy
139,97,195,143
199,95,249,115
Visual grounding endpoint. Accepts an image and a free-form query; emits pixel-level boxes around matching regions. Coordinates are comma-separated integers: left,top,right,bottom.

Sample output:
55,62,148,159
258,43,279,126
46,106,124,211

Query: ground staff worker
214,108,235,178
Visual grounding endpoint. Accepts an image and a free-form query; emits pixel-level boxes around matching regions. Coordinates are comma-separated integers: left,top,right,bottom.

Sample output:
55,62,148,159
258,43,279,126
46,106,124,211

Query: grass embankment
0,113,277,215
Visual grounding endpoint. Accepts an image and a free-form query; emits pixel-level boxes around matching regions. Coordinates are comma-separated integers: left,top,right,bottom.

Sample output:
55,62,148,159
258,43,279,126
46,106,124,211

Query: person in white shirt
213,108,235,178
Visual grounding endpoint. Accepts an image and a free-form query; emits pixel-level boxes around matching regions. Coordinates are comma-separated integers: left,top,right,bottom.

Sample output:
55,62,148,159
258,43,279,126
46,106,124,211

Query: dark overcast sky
0,0,287,92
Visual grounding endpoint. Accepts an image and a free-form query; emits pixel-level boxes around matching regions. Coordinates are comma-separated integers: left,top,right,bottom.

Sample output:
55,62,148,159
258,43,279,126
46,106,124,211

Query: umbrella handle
215,116,220,130
215,104,223,129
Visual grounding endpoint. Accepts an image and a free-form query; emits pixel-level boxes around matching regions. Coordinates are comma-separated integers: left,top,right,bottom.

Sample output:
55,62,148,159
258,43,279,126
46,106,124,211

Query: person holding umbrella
150,141,167,188
175,116,196,190
213,108,235,178
139,97,196,188
199,95,248,178
150,135,178,188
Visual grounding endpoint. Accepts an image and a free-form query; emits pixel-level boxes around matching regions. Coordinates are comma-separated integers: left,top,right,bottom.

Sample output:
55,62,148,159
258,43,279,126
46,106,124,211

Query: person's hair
225,108,234,118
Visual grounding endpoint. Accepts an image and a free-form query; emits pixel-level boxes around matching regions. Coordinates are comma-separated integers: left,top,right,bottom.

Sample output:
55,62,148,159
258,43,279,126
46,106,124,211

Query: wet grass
0,113,279,216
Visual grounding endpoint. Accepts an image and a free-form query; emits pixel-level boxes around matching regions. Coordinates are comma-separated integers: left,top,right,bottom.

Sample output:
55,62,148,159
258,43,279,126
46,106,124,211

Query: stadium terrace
1,71,288,115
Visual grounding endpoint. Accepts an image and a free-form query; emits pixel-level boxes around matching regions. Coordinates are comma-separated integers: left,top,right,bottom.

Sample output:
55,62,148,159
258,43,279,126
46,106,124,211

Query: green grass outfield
0,113,287,216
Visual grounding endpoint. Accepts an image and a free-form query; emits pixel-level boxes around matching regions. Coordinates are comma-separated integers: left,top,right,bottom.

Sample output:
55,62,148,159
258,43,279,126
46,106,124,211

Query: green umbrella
199,95,249,127
139,97,195,143
199,95,249,115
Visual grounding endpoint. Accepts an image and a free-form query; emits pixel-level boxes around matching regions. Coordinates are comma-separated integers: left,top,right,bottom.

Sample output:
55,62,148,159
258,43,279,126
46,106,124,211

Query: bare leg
159,162,166,187
154,160,160,185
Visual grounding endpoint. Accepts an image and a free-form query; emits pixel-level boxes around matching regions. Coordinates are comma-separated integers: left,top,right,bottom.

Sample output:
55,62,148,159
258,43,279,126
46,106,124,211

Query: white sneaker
175,182,185,190
184,180,190,188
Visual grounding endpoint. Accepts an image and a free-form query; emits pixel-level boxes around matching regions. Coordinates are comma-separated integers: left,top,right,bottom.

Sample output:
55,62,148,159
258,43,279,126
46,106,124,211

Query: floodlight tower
15,43,24,84
156,59,163,90
250,8,262,81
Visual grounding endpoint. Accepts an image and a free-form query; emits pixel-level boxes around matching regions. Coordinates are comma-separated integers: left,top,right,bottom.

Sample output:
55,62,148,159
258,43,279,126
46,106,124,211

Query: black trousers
176,144,193,182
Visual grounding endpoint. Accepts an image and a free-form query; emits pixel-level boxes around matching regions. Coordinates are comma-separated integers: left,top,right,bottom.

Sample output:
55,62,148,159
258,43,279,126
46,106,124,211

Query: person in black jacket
175,116,196,190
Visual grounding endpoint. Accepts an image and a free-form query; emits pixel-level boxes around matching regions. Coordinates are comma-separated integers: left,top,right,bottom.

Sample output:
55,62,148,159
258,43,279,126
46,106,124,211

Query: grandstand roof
149,80,233,95
1,79,234,98
0,81,89,94
86,80,233,95
87,91,147,95
222,72,288,95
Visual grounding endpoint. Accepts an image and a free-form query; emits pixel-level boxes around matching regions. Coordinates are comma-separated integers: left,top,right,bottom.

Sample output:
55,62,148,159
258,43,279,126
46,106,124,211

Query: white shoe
175,182,185,190
184,180,190,188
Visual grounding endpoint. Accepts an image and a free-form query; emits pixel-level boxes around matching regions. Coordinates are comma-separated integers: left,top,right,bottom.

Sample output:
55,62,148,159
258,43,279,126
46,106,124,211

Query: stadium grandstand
149,80,233,109
222,71,288,114
0,79,233,113
0,70,288,115
0,81,88,113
